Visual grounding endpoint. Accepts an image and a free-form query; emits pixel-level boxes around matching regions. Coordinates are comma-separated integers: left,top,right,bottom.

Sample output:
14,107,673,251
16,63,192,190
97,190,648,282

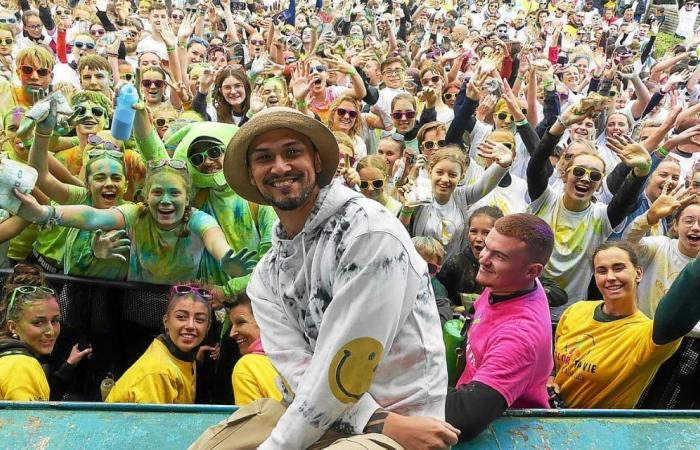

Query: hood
0,338,34,357
274,179,363,243
169,122,239,189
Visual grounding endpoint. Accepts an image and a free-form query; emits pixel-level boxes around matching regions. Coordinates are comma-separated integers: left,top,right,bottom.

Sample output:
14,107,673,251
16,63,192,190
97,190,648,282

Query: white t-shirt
676,6,699,40
528,186,621,319
468,121,530,179
468,173,530,216
136,36,168,61
52,62,80,89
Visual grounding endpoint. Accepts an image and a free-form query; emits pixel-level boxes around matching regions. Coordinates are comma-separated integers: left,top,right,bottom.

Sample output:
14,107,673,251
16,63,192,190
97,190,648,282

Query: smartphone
231,1,247,11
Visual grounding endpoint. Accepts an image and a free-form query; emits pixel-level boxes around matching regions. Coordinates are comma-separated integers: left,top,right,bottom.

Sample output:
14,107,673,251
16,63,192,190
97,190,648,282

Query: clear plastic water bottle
414,167,433,204
111,84,139,141
100,372,115,401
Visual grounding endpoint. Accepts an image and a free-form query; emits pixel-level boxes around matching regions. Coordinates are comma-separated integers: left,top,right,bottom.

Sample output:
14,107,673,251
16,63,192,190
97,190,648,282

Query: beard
260,172,316,211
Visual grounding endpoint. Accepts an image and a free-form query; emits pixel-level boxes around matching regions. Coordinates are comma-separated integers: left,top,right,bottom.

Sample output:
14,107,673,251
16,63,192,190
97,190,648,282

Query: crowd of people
1,0,700,446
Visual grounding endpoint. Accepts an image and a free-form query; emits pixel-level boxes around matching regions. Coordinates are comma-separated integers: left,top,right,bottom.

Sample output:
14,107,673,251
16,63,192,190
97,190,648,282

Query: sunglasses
359,179,384,189
497,112,514,121
382,68,404,76
381,131,405,141
172,13,184,19
25,24,42,30
148,158,188,170
8,286,55,314
392,110,416,120
0,17,16,24
74,41,96,50
55,9,70,16
91,29,106,37
335,107,357,119
20,65,50,77
76,106,106,118
189,146,223,166
155,117,175,127
170,284,212,300
443,92,457,100
120,73,134,81
87,148,124,160
428,263,439,275
87,134,120,150
422,139,446,150
142,79,165,89
421,75,440,86
568,165,603,182
250,39,266,46
310,64,326,73
0,37,12,45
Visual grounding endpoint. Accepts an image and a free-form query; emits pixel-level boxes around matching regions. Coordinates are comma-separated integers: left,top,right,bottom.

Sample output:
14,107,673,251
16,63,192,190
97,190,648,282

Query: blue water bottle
111,84,139,141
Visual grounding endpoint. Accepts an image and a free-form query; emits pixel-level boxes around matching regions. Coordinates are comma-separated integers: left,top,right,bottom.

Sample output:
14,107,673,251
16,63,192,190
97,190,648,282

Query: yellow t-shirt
106,339,195,404
232,353,282,406
0,354,49,401
554,301,681,409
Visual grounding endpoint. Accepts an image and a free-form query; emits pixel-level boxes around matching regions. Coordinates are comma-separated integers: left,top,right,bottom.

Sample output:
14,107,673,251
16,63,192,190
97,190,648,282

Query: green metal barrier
1,402,700,449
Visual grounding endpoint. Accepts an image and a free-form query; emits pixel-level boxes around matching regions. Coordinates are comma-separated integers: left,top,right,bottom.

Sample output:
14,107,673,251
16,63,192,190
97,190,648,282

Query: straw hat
224,107,340,205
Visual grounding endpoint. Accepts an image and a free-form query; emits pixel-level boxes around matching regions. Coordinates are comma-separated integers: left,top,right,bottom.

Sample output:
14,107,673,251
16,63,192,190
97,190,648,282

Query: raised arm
15,190,125,231
605,136,653,228
28,101,71,204
653,258,700,345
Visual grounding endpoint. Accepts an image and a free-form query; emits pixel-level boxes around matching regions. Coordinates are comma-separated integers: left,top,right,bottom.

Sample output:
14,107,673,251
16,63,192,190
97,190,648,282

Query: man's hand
382,412,460,450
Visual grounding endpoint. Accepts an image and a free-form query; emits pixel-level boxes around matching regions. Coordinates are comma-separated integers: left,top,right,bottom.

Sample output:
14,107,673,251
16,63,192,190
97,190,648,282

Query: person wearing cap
191,107,456,449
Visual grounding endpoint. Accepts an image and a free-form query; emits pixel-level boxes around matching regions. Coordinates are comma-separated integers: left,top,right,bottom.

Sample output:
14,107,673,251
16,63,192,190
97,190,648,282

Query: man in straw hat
191,107,457,449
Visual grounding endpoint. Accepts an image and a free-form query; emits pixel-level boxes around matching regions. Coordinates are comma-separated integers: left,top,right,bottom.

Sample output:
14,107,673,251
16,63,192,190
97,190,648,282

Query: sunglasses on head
421,75,440,86
422,139,446,150
392,110,416,120
91,29,106,37
8,286,55,312
568,165,603,182
0,17,16,24
359,179,385,189
20,65,50,77
88,134,120,151
443,92,457,100
76,106,106,118
310,64,326,73
148,158,188,171
335,107,357,119
170,284,213,300
189,146,223,166
155,117,175,127
87,148,124,160
142,79,165,89
0,37,13,45
74,41,96,50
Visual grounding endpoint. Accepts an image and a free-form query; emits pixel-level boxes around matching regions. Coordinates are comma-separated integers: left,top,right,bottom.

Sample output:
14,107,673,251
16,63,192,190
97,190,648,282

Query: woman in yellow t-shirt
227,293,282,406
551,241,700,409
0,284,60,401
106,284,212,404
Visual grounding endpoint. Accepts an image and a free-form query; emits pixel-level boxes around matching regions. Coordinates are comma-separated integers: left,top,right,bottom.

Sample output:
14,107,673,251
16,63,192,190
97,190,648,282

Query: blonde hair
412,236,446,265
356,155,389,179
328,95,362,138
333,131,355,157
16,45,54,70
428,145,467,176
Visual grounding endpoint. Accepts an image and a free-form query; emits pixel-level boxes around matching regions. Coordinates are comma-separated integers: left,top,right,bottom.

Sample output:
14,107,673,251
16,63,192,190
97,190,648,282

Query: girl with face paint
106,285,212,404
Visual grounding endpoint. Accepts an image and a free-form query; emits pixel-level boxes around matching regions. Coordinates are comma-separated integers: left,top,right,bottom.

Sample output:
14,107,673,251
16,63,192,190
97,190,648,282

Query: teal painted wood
1,403,700,450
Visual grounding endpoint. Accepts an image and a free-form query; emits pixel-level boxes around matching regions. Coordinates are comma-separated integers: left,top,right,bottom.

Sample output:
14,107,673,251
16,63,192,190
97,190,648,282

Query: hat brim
224,107,340,205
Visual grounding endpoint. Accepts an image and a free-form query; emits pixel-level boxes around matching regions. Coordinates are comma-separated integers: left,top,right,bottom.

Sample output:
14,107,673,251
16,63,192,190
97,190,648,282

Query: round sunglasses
189,147,223,166
567,165,603,182
359,179,384,190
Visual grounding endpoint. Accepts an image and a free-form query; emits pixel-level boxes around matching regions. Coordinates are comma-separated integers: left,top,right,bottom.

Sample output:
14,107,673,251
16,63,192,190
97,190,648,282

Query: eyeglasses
19,65,50,77
142,79,165,89
172,13,184,20
359,179,384,189
120,73,134,81
25,24,42,30
310,64,326,73
87,148,124,160
567,165,603,182
680,217,700,226
382,68,404,76
422,139,446,150
497,112,514,121
421,75,440,86
7,286,55,316
74,41,96,50
335,107,358,119
76,106,106,118
0,17,16,24
443,92,457,100
392,110,416,120
91,29,106,37
0,37,12,45
250,39,266,46
148,158,188,171
155,117,175,127
170,284,212,300
189,146,223,166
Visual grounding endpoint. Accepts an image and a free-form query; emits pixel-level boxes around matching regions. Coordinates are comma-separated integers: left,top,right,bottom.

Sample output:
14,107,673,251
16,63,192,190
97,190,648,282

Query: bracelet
347,68,357,76
542,79,555,91
556,116,569,128
35,130,53,138
657,145,669,157
515,118,528,127
399,207,415,218
37,205,58,229
166,46,175,53
107,52,118,58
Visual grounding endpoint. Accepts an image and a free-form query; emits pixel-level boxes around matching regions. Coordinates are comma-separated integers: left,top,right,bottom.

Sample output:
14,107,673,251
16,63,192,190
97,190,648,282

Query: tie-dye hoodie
247,179,447,449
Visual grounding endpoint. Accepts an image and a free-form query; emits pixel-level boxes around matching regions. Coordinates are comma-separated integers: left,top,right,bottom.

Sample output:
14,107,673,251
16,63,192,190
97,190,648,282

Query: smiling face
220,75,247,107
377,139,402,170
9,297,60,356
248,128,322,211
0,28,13,56
382,61,405,90
153,109,178,139
645,160,681,202
569,117,596,142
3,108,27,158
605,113,630,139
332,100,358,134
141,70,165,105
74,101,107,136
24,15,43,39
228,304,260,355
80,67,110,94
430,159,462,203
163,296,209,353
564,154,604,209
146,170,189,230
468,214,496,259
149,7,168,31
593,246,641,303
476,228,534,293
72,34,96,60
358,166,385,201
86,157,127,209
262,78,287,108
674,204,700,257
392,98,416,134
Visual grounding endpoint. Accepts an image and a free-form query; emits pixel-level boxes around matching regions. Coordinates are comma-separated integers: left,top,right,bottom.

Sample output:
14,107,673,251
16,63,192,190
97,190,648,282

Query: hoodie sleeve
255,231,415,449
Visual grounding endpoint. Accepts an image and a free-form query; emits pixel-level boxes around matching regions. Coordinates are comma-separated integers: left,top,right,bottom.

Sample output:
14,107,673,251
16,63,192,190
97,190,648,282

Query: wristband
166,46,175,53
399,207,415,218
347,68,357,76
35,130,53,138
542,79,555,91
657,145,669,157
515,118,528,127
556,116,569,128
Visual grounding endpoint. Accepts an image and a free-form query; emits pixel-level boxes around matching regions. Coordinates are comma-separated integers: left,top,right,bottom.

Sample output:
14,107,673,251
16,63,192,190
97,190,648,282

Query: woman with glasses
327,95,368,159
387,92,436,152
194,67,251,125
152,104,179,139
526,101,652,321
356,155,402,215
301,56,366,123
106,283,212,404
140,66,168,108
551,241,700,408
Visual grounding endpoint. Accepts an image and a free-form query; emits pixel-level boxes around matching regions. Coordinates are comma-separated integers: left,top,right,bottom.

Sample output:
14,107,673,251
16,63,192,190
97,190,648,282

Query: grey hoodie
248,180,447,449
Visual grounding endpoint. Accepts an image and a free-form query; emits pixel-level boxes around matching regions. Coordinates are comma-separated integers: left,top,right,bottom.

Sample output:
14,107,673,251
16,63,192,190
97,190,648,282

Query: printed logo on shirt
556,333,598,380
328,337,384,404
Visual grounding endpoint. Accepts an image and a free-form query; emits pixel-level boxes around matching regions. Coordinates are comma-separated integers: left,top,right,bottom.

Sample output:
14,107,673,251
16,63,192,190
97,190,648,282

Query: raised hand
476,94,497,122
501,79,526,121
249,83,265,114
13,188,50,223
91,229,130,262
477,139,513,168
664,69,692,91
607,134,652,174
647,183,695,225
159,21,177,48
616,64,637,80
667,124,700,150
198,66,218,94
178,14,197,42
418,87,437,108
220,247,258,278
67,344,93,366
290,60,311,101
34,98,58,135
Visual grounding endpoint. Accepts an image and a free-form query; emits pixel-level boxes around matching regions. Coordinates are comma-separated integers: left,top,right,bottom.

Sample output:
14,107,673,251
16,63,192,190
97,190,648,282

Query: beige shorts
189,398,404,450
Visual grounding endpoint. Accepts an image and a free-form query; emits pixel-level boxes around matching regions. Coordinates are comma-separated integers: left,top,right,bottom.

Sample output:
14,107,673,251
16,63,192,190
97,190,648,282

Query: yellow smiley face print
328,337,384,404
